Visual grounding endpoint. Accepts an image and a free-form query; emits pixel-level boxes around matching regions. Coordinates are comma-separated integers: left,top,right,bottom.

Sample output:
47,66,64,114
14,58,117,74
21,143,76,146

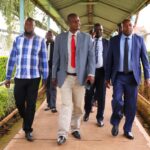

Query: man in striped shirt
5,17,48,142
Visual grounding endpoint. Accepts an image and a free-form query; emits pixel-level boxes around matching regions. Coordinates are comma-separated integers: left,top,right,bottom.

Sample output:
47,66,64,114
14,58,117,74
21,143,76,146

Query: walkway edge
135,117,150,148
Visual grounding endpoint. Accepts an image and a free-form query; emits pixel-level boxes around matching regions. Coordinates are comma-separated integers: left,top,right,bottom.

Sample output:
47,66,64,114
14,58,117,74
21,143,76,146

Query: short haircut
94,23,101,27
122,19,131,24
67,13,78,22
26,17,35,22
47,30,53,33
94,23,103,30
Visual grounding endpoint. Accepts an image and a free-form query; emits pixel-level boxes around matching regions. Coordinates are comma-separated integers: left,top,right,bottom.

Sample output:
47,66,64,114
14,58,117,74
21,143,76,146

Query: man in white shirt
84,23,109,128
45,30,57,113
52,13,95,145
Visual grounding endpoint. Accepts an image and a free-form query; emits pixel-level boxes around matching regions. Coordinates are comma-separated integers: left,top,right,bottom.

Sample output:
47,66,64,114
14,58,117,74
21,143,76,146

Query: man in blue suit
84,23,109,127
105,19,150,140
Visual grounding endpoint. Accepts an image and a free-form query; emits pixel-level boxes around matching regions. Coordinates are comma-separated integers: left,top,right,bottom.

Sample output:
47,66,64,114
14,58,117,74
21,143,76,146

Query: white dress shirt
67,31,79,73
94,37,103,68
47,43,51,61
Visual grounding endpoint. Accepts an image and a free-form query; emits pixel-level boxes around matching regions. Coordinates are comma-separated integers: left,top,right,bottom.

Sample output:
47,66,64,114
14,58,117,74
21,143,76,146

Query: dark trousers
46,69,57,109
110,72,138,132
14,78,40,133
84,67,106,121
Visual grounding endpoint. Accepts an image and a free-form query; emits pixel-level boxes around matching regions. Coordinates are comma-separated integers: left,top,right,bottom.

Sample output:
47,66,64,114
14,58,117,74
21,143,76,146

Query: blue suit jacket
102,38,109,70
105,34,150,85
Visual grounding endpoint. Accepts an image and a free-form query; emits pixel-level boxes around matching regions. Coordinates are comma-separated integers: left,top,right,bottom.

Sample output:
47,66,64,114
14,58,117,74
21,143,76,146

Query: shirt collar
94,37,102,41
23,33,36,39
69,30,79,37
122,33,132,39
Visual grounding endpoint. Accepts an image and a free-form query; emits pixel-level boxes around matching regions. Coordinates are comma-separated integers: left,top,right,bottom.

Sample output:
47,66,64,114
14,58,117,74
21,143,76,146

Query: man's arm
86,35,95,84
105,38,113,88
5,40,17,88
52,35,60,86
39,39,49,86
140,37,150,87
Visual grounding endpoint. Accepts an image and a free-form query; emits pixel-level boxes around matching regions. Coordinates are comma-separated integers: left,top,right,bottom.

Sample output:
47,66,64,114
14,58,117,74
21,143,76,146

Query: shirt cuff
88,74,95,77
6,76,11,80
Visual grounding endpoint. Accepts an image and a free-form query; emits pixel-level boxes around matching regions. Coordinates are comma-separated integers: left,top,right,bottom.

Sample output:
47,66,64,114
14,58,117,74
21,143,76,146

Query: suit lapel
76,32,82,52
102,38,105,58
131,34,135,61
63,32,69,62
116,35,121,65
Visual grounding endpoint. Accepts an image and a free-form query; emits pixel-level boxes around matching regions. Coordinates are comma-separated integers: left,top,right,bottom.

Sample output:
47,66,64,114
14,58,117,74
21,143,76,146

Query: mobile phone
85,80,91,90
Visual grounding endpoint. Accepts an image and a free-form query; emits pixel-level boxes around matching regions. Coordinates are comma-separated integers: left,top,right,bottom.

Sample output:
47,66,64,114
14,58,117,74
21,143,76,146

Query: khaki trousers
57,75,85,138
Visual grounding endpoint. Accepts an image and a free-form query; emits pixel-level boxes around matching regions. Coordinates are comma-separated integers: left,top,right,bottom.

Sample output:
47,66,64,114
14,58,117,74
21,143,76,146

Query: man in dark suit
84,23,109,127
45,30,57,113
105,19,150,140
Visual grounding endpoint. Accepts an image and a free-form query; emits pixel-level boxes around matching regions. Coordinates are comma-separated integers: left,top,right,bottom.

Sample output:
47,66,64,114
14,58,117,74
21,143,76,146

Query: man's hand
85,75,95,84
52,78,57,87
5,80,10,88
105,80,111,89
144,79,150,88
42,79,47,89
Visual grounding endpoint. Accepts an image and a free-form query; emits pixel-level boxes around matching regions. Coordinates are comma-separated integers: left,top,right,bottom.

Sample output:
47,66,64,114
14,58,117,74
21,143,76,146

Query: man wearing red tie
52,13,95,145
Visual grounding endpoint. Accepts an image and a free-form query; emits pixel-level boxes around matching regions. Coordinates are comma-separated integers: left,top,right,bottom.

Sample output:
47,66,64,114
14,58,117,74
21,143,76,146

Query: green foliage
0,85,16,120
0,0,35,21
0,56,16,82
0,56,8,82
139,76,150,102
147,51,150,61
0,0,35,50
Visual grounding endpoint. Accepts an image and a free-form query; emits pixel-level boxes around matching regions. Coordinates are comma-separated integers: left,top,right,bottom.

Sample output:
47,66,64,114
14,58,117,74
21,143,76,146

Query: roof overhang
31,0,150,37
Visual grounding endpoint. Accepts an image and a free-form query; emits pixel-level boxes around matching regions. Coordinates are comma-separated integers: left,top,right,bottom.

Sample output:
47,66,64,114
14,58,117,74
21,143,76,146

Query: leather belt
67,72,77,76
117,71,133,75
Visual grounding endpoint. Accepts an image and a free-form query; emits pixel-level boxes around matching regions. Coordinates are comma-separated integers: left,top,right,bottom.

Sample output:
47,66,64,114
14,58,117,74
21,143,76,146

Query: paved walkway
4,88,150,150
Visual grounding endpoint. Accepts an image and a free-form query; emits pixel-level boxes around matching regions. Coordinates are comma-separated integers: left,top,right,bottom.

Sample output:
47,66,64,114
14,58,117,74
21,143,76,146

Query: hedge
0,56,16,82
147,51,150,61
0,56,8,82
0,85,16,120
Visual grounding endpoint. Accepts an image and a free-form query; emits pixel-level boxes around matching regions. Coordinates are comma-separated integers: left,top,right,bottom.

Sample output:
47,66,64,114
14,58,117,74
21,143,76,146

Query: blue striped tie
95,38,99,64
124,37,129,73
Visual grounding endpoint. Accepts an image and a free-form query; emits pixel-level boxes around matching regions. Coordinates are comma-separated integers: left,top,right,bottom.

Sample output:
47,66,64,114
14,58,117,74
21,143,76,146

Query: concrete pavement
3,88,150,150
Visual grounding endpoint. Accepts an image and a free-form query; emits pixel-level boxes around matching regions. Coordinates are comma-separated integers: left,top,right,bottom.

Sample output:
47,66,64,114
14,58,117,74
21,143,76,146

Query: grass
0,85,45,150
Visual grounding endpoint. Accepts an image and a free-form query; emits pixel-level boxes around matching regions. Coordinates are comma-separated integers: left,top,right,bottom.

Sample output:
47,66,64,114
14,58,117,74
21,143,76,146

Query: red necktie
71,34,76,68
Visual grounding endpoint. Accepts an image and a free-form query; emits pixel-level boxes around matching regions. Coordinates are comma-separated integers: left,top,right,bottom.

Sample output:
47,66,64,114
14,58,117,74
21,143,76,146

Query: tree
0,0,35,50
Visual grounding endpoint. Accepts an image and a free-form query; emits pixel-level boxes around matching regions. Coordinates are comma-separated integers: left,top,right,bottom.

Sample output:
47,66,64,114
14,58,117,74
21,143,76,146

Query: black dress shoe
97,120,104,127
72,131,81,139
51,108,57,113
25,132,33,142
111,125,119,136
124,132,134,140
57,136,66,145
44,107,50,111
83,113,89,122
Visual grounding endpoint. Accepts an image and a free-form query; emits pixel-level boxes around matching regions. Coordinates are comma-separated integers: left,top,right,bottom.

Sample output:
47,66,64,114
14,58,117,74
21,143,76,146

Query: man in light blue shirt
105,19,150,140
119,34,132,72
